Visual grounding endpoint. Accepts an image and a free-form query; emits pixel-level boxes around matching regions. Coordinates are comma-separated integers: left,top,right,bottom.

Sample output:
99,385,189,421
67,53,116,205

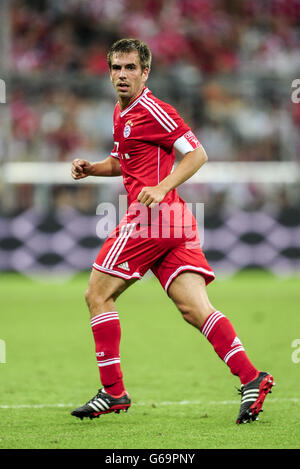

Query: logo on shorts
124,120,133,138
117,261,130,271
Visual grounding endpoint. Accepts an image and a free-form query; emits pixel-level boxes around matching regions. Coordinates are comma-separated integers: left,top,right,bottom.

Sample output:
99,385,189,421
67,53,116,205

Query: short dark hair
107,38,152,72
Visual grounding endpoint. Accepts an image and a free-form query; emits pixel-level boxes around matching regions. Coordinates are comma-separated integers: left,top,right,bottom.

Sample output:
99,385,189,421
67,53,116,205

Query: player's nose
119,66,128,78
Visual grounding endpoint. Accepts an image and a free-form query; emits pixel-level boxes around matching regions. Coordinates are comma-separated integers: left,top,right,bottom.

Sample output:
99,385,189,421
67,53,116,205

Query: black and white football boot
71,388,131,420
236,371,275,424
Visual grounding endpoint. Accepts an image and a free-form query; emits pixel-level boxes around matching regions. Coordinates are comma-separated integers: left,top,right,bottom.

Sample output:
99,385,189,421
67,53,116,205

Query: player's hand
137,185,167,208
71,159,93,180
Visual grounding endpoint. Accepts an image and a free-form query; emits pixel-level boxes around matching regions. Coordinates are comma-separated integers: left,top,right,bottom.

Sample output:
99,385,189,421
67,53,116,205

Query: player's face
110,51,149,108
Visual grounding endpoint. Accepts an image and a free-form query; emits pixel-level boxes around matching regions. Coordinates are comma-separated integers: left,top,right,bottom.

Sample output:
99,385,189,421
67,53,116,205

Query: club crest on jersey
124,120,133,138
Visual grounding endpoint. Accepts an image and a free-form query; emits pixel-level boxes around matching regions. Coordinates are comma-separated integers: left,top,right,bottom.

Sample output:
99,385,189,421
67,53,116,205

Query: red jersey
110,87,200,225
93,88,215,287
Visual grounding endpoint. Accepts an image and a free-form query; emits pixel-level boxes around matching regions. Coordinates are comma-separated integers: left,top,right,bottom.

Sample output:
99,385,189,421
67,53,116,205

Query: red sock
201,311,259,385
90,311,125,397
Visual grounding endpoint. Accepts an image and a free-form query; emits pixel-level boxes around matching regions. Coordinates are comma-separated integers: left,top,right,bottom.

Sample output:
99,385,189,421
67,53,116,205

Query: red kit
93,87,214,291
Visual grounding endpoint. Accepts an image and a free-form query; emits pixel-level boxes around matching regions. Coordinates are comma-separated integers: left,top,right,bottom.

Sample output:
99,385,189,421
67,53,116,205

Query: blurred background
0,0,299,278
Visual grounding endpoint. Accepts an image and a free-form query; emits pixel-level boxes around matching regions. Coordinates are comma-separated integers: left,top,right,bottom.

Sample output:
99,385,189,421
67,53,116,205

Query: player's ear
142,67,150,82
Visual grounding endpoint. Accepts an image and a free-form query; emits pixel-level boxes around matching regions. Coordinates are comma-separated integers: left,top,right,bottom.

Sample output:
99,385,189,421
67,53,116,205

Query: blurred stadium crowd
6,0,300,166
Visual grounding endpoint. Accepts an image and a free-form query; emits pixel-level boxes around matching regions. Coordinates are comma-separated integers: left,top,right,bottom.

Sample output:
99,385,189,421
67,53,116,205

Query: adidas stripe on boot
236,371,275,424
71,388,131,420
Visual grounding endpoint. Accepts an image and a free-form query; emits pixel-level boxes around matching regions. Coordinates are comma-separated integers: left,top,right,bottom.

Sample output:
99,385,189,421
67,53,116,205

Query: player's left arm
138,144,208,208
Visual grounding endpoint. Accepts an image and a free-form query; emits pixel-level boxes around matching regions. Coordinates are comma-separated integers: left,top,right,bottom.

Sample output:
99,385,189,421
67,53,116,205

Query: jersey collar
120,87,149,117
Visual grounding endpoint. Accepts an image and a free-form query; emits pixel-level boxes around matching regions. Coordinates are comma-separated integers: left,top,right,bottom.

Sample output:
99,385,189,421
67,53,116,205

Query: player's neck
118,86,146,111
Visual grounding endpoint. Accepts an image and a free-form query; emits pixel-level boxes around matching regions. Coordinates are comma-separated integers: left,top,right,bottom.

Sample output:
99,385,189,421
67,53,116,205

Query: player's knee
182,310,202,329
176,301,190,318
177,302,214,329
85,285,115,314
84,287,91,307
177,303,199,327
85,287,103,311
84,287,96,312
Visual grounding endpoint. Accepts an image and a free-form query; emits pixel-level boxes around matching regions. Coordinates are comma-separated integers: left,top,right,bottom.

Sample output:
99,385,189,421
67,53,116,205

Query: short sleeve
140,96,191,151
110,149,119,159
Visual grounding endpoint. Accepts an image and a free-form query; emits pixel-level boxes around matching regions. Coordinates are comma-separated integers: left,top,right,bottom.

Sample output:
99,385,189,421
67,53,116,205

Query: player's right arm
71,156,122,180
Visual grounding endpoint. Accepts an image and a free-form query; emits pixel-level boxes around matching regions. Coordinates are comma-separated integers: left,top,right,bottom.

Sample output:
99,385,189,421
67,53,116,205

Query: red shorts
93,211,215,293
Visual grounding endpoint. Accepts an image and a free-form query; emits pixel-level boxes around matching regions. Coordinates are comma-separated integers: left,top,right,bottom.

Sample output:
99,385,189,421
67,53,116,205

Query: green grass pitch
0,271,299,449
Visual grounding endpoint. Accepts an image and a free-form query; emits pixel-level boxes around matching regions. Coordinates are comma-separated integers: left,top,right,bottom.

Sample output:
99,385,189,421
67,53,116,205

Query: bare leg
85,268,137,318
167,271,215,329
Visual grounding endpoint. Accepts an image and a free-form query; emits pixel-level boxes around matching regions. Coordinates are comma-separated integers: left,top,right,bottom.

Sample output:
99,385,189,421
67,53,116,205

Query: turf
0,271,299,449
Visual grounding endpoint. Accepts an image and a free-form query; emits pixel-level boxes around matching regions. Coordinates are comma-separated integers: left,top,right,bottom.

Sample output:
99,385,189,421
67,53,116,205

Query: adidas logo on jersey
117,261,130,271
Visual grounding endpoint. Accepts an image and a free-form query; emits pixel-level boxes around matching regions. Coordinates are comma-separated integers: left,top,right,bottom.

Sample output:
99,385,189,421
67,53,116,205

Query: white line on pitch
0,398,299,410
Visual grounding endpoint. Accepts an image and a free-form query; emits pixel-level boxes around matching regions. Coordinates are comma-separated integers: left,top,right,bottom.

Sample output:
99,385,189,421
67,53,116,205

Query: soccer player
70,39,274,424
